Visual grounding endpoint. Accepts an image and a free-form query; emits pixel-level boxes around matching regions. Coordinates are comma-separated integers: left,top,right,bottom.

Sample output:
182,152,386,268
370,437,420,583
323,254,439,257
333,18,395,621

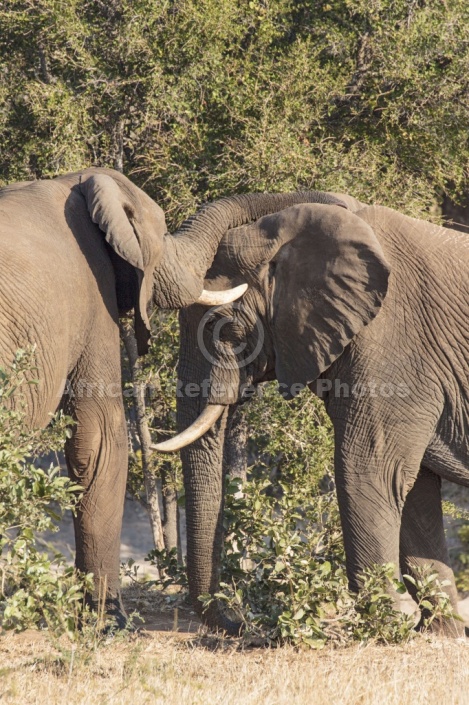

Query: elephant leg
64,362,128,627
331,402,441,597
399,467,464,637
335,465,402,598
333,421,426,601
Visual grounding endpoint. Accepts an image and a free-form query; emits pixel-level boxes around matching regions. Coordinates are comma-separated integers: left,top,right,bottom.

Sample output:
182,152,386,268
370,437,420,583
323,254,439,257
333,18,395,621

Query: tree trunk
161,462,180,554
114,119,124,174
38,43,52,84
119,319,165,552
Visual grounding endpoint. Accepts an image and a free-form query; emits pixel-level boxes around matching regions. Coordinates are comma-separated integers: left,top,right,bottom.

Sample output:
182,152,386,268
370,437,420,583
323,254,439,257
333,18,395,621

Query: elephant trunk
180,413,242,635
177,309,242,634
153,191,347,308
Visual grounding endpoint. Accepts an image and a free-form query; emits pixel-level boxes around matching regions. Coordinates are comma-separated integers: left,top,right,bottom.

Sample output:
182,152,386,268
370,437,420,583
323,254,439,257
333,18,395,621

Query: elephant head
77,168,250,354
152,193,390,633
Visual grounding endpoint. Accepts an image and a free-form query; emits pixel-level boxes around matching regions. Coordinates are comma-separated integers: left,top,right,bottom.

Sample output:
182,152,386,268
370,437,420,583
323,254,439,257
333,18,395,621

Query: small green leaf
292,608,305,620
420,600,434,610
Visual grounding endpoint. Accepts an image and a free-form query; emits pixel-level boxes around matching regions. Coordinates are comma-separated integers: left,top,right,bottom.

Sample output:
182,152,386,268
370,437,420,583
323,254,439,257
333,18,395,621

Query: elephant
0,167,248,625
154,191,469,636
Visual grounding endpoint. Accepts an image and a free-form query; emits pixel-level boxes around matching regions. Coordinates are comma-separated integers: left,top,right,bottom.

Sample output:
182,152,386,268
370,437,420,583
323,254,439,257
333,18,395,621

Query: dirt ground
1,622,469,705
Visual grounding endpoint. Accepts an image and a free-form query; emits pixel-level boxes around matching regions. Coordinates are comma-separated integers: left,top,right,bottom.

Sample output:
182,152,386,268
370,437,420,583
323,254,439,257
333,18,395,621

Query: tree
1,0,469,223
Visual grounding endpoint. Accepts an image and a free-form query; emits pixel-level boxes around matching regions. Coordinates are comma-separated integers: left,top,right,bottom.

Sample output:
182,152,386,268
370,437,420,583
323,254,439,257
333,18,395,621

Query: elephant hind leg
399,466,464,637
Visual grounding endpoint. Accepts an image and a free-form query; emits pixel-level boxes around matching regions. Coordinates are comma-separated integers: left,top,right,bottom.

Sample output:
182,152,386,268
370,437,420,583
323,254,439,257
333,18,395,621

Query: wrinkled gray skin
176,193,468,636
0,167,250,624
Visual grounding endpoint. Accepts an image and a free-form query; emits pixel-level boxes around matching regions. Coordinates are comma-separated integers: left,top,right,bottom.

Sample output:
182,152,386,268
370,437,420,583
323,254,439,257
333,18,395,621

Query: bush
199,472,413,647
200,473,457,647
2,1,469,223
0,349,93,635
244,384,335,491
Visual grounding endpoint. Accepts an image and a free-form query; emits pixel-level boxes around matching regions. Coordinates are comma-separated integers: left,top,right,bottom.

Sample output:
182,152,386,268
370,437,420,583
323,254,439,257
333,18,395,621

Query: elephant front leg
65,389,128,629
400,467,464,637
335,468,402,598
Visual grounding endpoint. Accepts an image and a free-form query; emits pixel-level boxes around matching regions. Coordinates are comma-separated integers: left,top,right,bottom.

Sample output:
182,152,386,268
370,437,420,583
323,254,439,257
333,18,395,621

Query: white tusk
150,404,225,453
196,283,248,306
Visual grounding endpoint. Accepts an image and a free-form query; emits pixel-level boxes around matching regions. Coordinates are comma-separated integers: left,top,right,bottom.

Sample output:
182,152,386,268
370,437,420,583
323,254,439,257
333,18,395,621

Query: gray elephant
155,191,468,636
0,167,245,625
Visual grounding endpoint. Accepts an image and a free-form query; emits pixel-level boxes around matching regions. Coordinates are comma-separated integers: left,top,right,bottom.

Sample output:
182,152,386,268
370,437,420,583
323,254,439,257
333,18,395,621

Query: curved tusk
151,404,225,453
196,283,248,306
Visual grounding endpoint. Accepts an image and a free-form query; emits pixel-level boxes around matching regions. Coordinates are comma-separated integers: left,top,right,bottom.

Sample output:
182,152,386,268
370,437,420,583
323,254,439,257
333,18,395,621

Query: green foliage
198,475,411,646
453,524,469,593
199,476,457,647
2,1,469,223
0,349,93,635
147,312,180,438
244,384,334,490
146,547,188,590
442,500,469,522
441,502,469,593
403,566,459,632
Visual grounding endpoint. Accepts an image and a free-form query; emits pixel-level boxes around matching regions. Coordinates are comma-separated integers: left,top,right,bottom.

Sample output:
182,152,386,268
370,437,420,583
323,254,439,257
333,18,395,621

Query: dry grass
1,628,469,705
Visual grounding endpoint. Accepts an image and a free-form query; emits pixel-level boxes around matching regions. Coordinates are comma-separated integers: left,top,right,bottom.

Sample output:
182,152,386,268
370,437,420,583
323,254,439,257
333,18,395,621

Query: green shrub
199,474,456,647
244,384,335,491
0,349,93,635
198,473,412,647
440,502,469,594
2,1,469,223
453,524,469,593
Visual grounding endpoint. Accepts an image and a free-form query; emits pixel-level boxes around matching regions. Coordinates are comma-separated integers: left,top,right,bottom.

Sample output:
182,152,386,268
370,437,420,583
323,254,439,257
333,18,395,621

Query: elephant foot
201,601,244,636
415,613,466,638
84,594,131,633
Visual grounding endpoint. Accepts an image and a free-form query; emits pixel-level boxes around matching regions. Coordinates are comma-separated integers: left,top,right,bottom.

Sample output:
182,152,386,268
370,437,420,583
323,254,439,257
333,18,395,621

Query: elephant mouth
150,404,225,452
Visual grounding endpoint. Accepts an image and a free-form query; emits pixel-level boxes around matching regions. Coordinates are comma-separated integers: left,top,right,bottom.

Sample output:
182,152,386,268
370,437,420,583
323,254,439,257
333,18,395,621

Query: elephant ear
271,205,390,398
79,173,152,355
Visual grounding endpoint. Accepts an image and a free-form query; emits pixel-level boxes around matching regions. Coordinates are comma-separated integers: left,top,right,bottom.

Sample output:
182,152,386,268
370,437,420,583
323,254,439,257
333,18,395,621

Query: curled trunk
154,191,346,308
